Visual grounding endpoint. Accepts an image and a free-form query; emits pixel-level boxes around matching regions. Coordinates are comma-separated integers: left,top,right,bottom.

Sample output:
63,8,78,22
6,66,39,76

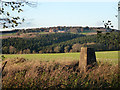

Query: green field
2,51,118,64
0,33,16,36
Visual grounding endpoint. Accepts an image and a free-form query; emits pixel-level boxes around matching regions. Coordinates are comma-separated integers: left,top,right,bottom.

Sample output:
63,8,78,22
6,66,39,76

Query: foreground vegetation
2,57,119,89
2,51,119,89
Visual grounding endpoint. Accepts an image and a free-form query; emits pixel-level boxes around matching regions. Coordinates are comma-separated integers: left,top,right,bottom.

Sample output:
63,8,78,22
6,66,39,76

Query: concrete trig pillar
79,47,96,72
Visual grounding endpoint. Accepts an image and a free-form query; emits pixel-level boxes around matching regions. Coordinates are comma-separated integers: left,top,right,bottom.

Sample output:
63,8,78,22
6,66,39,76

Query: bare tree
0,0,37,28
103,20,113,30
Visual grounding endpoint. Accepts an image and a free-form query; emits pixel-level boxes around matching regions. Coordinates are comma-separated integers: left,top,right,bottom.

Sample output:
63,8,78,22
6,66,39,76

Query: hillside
0,26,107,37
2,31,120,54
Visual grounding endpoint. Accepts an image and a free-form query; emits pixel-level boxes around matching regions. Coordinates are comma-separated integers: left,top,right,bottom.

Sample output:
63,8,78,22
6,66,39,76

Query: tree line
2,33,84,54
2,32,120,54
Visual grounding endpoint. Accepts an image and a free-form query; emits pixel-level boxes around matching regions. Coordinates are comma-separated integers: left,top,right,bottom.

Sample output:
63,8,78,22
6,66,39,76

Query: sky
0,0,119,31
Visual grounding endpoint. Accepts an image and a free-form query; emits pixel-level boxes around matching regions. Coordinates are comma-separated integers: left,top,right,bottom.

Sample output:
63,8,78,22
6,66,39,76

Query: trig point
79,47,96,72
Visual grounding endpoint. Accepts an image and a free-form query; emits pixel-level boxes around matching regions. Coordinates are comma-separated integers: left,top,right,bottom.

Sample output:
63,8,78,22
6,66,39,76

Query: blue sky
0,0,119,30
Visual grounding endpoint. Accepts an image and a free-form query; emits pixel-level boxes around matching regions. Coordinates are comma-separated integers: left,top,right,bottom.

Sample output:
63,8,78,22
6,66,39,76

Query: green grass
95,51,118,64
2,51,118,64
0,33,16,36
38,32,55,34
80,30,96,34
3,53,80,62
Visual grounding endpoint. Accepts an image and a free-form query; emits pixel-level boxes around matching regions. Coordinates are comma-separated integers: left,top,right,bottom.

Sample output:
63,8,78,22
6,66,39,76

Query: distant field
0,33,16,36
2,51,118,64
39,32,55,34
0,33,16,39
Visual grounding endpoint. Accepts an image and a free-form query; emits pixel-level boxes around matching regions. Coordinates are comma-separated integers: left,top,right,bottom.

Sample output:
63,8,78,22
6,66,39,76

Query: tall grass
2,57,119,89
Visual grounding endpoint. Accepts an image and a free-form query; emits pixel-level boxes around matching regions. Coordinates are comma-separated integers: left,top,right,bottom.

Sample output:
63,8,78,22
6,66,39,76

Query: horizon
0,26,111,32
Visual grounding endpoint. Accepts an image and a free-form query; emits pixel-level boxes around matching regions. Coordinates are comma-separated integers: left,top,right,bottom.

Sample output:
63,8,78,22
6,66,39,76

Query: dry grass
2,58,119,89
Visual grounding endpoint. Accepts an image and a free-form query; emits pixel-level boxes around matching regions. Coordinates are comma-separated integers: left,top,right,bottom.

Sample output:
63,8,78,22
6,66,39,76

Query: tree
71,43,81,52
97,20,114,35
64,46,70,53
0,0,37,28
54,46,61,53
97,20,114,49
46,48,53,53
9,46,16,54
2,46,9,54
39,50,43,54
103,20,113,30
23,49,30,54
32,50,36,54
19,50,23,54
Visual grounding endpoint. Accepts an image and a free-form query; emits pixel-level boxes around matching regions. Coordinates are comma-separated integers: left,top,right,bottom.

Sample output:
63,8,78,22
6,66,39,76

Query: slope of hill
2,31,120,54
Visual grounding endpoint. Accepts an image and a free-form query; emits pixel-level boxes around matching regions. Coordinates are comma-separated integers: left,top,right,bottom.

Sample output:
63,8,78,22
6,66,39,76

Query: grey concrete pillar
79,47,96,72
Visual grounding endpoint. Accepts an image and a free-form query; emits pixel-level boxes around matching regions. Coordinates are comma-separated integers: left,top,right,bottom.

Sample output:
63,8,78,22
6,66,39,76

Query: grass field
2,51,118,64
0,33,16,36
